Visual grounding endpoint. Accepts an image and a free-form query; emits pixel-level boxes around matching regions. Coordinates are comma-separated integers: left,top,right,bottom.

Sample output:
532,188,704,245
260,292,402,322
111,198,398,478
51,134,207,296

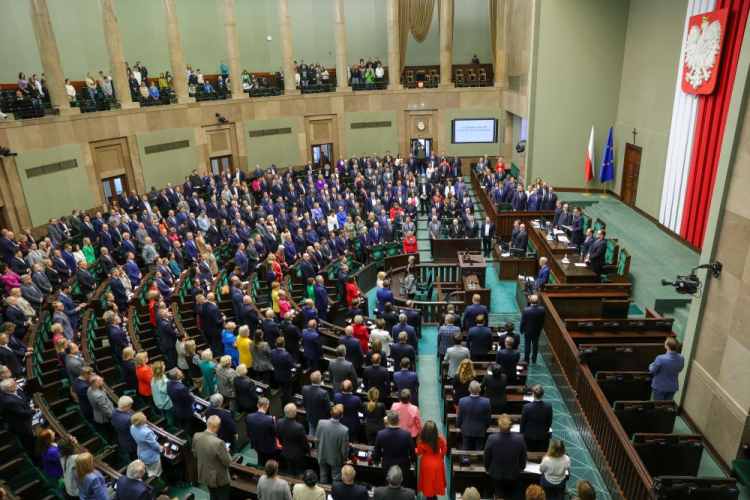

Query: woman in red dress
345,276,360,307
403,232,418,253
416,420,447,499
351,315,370,355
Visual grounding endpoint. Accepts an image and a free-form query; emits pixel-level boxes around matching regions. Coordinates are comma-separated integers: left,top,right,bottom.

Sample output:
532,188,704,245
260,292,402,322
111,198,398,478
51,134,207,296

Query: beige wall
0,87,501,231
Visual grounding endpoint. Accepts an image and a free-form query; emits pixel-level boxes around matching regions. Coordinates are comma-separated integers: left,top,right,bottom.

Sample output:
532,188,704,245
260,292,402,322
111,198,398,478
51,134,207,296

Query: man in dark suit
241,296,262,331
98,247,118,275
245,397,277,467
158,309,179,369
511,185,527,211
484,414,527,500
536,257,550,291
115,460,153,500
447,219,464,239
270,338,294,407
373,466,416,500
262,310,281,353
302,320,324,371
392,358,419,406
276,402,310,476
300,254,316,283
496,336,521,385
338,327,364,370
580,228,595,257
463,294,489,330
519,384,553,452
512,223,528,251
520,295,545,364
464,215,479,238
205,394,238,452
585,229,608,277
301,371,331,436
0,378,35,456
166,368,196,437
556,204,572,231
390,333,416,371
570,206,584,245
466,314,493,361
328,345,358,394
373,411,417,487
401,302,422,339
363,353,391,402
333,380,364,442
376,280,395,314
392,314,418,352
456,381,492,450
4,298,30,341
332,465,369,500
481,216,495,257
542,187,558,211
313,276,330,322
112,397,138,460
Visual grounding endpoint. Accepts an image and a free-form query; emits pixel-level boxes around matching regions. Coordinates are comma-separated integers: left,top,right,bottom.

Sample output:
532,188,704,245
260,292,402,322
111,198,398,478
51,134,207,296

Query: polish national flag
584,125,595,183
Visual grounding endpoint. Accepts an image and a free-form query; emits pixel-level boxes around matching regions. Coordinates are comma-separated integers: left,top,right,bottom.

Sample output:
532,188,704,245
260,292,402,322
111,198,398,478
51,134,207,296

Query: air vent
350,121,392,129
25,159,78,178
144,140,191,154
508,75,520,91
248,127,292,138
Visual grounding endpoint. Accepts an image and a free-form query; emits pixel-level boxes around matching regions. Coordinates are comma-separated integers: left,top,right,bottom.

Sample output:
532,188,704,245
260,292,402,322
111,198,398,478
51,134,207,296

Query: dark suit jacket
333,392,364,434
270,348,294,383
205,407,237,448
167,380,195,420
392,370,419,406
363,365,391,401
0,345,23,377
520,400,553,441
389,342,416,368
302,384,331,426
262,319,281,348
111,409,137,454
463,303,489,330
246,411,277,454
332,481,369,500
114,476,153,500
373,486,416,500
467,326,493,355
520,304,545,339
483,432,527,480
513,230,528,251
456,395,492,437
372,426,416,471
495,348,521,385
588,238,607,273
275,417,309,459
234,376,259,412
0,388,34,435
338,336,364,368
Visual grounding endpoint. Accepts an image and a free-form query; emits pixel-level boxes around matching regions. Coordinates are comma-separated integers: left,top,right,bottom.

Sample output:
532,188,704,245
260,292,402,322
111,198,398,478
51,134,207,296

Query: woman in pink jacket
0,264,22,294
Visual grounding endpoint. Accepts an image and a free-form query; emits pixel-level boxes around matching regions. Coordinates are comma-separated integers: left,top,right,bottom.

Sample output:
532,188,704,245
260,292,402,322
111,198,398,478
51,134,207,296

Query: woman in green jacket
82,237,96,265
200,349,218,397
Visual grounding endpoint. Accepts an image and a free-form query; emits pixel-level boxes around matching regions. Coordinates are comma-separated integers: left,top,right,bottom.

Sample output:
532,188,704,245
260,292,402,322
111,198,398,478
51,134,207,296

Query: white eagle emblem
684,17,722,89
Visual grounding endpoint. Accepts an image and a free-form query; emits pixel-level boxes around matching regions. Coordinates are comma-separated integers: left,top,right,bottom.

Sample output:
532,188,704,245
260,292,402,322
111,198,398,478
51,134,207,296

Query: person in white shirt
133,68,142,85
197,70,204,85
65,79,76,101
369,319,393,356
375,63,385,81
539,440,571,498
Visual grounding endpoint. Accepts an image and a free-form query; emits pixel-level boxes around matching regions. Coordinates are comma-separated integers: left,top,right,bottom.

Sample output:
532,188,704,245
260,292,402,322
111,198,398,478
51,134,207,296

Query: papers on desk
524,462,542,475
523,394,534,402
553,229,565,235
501,253,511,257
511,423,521,433
557,236,569,243
574,263,588,267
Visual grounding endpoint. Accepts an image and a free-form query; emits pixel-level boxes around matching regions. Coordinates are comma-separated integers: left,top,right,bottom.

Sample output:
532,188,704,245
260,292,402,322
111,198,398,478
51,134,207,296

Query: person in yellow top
237,325,252,369
271,281,281,317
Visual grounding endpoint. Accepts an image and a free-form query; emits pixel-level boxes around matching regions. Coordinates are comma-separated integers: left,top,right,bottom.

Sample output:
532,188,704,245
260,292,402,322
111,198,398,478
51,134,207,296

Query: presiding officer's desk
493,244,537,280
527,225,599,284
449,449,546,496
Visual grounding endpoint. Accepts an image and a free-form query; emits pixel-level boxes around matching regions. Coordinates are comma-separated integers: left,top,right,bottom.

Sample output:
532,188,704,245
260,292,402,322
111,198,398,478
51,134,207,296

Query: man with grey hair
0,377,35,456
392,314,417,352
205,393,237,452
315,404,349,484
87,375,113,441
276,403,309,476
0,364,11,381
115,460,153,499
537,256,550,291
331,464,368,500
328,344,358,394
112,395,137,459
245,397,277,467
193,414,232,500
373,465,415,500
456,379,492,451
313,275,330,321
373,411,417,488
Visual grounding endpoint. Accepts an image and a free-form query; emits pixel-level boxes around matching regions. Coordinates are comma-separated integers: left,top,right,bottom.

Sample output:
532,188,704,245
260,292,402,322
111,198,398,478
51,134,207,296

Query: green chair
384,242,401,256
369,245,384,263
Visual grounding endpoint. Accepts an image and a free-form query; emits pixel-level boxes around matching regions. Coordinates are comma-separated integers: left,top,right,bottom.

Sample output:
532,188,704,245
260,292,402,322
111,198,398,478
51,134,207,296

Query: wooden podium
458,252,487,286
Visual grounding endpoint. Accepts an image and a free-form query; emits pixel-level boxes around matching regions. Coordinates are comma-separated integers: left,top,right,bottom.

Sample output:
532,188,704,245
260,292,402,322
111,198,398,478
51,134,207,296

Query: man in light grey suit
328,345,358,394
25,244,45,269
402,217,416,236
20,274,43,316
32,264,53,299
135,223,149,249
428,215,442,254
444,333,470,378
245,242,259,272
47,218,64,244
53,300,75,340
315,404,350,484
64,343,88,384
193,414,232,499
87,375,114,441
142,238,158,270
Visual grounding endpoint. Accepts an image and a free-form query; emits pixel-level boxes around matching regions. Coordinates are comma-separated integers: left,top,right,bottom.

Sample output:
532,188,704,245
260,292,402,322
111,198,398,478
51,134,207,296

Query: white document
523,394,534,402
574,263,588,267
524,462,542,474
553,229,565,235
511,424,520,433
501,253,511,257
558,236,569,243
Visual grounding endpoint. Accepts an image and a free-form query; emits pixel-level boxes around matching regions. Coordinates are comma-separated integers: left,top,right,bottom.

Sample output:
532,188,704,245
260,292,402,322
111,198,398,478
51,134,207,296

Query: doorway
311,144,333,167
210,155,233,176
410,138,432,158
102,175,129,207
620,143,641,206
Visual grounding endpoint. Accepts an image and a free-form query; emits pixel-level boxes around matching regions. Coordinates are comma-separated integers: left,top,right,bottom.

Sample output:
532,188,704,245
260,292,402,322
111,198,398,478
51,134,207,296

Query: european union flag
599,126,614,183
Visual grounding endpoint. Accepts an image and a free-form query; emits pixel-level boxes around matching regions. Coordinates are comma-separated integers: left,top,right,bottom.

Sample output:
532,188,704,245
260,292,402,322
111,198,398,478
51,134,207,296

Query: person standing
314,404,350,484
115,460,154,500
275,403,310,477
373,411,417,488
649,337,685,401
301,371,331,436
76,452,109,500
112,396,138,460
130,412,164,477
193,415,232,500
483,414,527,500
520,385,553,452
373,466,416,500
331,465,369,500
167,368,196,436
540,440,571,499
456,381,492,450
257,460,292,500
415,421,447,500
246,397,277,467
520,295,545,364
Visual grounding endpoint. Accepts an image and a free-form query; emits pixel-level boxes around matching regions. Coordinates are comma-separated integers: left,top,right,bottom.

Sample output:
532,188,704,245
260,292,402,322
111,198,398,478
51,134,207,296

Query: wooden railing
540,291,656,500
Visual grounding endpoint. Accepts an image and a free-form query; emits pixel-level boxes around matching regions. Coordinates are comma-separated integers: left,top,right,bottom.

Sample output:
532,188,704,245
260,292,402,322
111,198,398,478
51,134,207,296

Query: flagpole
600,181,610,198
583,181,591,197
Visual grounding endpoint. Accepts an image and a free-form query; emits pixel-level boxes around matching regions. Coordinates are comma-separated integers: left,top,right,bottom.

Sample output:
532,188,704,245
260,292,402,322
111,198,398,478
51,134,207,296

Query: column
439,0,454,86
222,0,246,99
493,0,506,87
28,0,76,115
162,0,191,102
386,0,401,87
277,0,298,94
97,0,138,109
333,0,350,91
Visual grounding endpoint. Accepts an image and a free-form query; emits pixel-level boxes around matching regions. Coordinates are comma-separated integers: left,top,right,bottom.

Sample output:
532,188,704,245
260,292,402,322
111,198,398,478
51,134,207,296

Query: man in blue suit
235,244,248,274
115,460,153,500
520,295,545,364
392,358,419,406
124,253,142,286
649,337,685,401
463,294,489,330
333,380,364,442
313,276,330,322
271,337,295,407
301,371,331,436
580,228,595,257
512,224,528,251
58,284,84,331
536,257,550,291
457,381,492,450
495,336,521,385
111,397,138,460
484,414,527,500
376,280,395,314
245,397,277,467
511,185,527,211
339,326,364,369
301,299,319,327
392,314,418,352
302,320,323,371
390,333,416,371
570,206,584,245
166,368,196,437
373,411,418,487
520,384,553,452
467,315,493,361
367,222,382,247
